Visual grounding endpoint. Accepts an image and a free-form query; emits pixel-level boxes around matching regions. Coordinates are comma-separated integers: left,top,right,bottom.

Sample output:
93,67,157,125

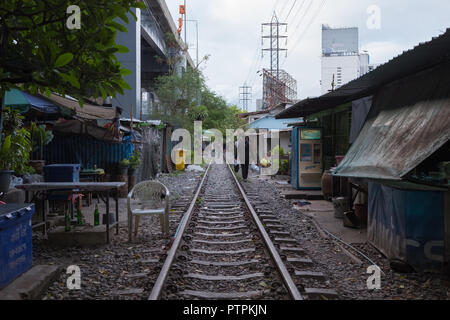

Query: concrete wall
114,8,142,119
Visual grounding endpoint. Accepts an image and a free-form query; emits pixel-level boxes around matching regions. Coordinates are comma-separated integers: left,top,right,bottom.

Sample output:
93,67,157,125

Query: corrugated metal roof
249,116,303,130
332,60,450,182
277,28,450,119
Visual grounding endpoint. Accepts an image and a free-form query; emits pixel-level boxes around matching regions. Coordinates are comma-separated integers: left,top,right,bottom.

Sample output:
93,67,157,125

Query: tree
0,0,146,138
154,66,204,123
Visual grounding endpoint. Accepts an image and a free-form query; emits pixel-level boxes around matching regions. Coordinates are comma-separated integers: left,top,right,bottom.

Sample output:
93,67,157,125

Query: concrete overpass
114,0,195,119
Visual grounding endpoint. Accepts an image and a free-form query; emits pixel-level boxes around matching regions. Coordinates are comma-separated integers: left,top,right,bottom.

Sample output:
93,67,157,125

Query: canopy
333,61,450,181
42,93,117,120
249,116,302,130
5,89,59,114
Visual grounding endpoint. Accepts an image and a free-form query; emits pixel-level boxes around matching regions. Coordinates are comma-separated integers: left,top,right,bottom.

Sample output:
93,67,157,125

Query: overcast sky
165,0,450,112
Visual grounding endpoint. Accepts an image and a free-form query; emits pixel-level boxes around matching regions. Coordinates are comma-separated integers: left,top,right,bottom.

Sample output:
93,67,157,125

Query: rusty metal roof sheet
277,28,450,119
39,93,118,120
332,61,450,181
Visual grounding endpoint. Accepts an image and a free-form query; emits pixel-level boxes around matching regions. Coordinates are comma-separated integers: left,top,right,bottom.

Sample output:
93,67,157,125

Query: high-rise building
321,25,371,95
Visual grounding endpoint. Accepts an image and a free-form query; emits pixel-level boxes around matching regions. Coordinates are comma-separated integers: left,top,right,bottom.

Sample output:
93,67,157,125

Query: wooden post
130,104,133,133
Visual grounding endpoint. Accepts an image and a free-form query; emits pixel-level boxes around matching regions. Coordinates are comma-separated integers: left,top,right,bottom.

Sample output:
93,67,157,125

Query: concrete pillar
114,8,141,120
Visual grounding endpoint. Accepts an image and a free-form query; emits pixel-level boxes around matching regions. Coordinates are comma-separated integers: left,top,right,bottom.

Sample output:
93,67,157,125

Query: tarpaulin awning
41,93,117,120
249,116,303,130
332,60,450,181
5,89,59,114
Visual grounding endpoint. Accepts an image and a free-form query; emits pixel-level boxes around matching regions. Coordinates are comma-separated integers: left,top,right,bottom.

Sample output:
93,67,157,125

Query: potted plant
128,149,141,176
0,108,33,192
29,122,54,174
117,159,130,176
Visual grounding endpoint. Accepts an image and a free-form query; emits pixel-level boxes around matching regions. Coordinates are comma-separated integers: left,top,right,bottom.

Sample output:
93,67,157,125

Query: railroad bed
150,163,339,300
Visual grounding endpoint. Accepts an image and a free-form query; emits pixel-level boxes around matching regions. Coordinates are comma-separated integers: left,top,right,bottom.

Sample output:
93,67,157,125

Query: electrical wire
283,0,298,22
290,0,314,41
283,0,327,67
278,0,291,18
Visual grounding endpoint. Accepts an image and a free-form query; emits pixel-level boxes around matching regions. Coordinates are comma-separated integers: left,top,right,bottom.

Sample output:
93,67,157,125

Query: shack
276,29,450,273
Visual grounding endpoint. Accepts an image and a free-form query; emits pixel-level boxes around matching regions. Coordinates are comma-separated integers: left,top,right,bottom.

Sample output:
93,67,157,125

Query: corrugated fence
43,134,133,170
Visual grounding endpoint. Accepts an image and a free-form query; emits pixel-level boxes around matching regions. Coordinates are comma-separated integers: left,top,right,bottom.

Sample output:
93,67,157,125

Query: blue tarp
5,89,59,114
368,182,446,272
21,92,59,113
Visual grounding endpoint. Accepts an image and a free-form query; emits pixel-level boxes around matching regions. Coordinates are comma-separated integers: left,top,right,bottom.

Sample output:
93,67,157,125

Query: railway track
149,163,337,300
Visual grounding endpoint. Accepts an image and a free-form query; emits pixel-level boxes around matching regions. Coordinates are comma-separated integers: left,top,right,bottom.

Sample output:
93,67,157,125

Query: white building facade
321,25,371,95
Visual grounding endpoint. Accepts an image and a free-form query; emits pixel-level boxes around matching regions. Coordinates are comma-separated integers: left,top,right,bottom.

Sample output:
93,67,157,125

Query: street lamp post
186,19,199,68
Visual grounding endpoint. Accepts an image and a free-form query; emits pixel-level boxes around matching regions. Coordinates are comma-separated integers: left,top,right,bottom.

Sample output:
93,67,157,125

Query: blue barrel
0,204,35,289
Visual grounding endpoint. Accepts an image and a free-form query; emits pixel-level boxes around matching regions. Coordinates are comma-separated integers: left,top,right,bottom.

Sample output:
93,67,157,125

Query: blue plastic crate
44,164,81,183
0,204,35,289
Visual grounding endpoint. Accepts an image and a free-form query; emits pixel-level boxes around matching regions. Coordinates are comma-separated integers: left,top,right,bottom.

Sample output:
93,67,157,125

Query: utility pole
184,0,187,44
239,85,252,112
186,19,198,67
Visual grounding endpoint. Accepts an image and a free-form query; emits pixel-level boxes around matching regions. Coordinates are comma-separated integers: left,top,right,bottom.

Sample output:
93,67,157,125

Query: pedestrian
234,139,239,172
241,136,250,181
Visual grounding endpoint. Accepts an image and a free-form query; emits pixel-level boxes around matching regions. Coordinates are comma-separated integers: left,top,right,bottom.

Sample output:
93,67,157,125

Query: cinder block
47,224,116,247
0,265,61,300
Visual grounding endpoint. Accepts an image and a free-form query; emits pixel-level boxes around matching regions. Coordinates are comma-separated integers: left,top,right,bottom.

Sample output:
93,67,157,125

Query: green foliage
272,145,285,157
153,67,204,124
188,105,208,122
0,108,33,174
119,159,130,167
129,149,141,169
30,122,54,159
279,159,289,175
0,0,145,102
153,69,246,134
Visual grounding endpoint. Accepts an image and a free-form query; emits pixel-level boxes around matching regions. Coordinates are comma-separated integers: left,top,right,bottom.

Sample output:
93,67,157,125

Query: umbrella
4,89,59,114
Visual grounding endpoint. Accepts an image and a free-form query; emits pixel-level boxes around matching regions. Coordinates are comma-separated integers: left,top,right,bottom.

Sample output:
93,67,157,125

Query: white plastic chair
127,180,170,241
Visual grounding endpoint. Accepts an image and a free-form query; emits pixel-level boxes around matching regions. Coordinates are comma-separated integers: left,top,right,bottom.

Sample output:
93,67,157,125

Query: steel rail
148,163,211,300
227,164,303,300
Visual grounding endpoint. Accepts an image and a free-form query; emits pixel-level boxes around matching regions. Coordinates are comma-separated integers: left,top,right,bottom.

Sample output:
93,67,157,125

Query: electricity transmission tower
262,12,287,79
239,85,252,112
261,12,296,110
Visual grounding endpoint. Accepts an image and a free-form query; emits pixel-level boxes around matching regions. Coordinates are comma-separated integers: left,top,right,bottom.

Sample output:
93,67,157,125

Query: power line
278,0,291,18
290,0,314,39
285,0,306,27
287,0,327,62
243,1,279,93
283,0,298,22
